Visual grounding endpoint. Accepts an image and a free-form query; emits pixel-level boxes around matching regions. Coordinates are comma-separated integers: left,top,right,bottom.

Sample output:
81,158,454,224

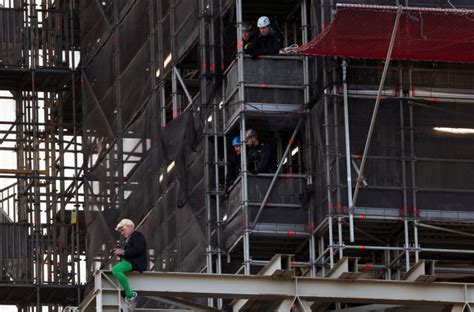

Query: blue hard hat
232,136,241,146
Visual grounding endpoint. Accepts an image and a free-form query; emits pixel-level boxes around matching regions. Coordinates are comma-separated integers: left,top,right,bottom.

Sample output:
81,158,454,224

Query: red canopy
297,4,474,63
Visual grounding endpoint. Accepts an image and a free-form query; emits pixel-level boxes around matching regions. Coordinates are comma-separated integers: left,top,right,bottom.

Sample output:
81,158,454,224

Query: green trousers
112,260,133,298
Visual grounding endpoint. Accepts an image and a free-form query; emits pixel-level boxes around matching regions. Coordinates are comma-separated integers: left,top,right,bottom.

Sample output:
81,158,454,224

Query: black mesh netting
311,87,474,223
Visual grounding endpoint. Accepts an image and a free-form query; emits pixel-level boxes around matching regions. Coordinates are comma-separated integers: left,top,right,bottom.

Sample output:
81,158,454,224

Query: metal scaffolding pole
28,2,42,309
210,4,225,308
171,66,180,118
199,0,215,308
342,60,354,243
320,0,335,269
234,0,251,276
348,6,402,245
70,0,81,301
301,0,317,277
398,67,411,272
408,69,420,264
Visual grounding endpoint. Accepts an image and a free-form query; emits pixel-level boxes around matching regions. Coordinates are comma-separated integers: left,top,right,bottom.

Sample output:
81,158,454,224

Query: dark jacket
247,142,274,174
226,152,241,189
246,27,283,57
243,32,258,53
122,231,147,273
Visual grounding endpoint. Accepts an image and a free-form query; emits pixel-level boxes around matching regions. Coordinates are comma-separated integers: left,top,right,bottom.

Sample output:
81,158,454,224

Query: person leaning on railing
245,129,275,174
226,136,242,192
242,22,257,52
245,16,283,58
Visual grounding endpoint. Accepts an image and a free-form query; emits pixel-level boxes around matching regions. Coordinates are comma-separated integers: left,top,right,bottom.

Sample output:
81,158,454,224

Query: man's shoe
126,292,137,310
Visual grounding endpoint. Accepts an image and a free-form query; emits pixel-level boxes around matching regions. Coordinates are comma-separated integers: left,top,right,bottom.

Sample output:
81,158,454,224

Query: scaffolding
0,0,83,310
309,2,474,284
75,0,474,311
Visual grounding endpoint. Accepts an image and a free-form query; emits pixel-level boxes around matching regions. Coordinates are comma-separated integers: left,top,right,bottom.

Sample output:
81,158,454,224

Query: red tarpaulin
297,4,474,63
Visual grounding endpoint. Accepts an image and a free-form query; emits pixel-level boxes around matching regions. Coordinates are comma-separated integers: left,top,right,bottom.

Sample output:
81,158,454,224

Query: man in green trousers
112,219,147,310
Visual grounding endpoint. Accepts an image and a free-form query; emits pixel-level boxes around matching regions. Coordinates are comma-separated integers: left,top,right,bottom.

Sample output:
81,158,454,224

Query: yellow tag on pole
71,211,77,224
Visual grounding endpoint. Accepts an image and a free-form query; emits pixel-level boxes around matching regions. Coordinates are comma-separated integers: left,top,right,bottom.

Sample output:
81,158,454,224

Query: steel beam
326,257,362,280
92,271,474,306
232,254,294,311
146,296,221,312
327,304,401,312
403,260,437,283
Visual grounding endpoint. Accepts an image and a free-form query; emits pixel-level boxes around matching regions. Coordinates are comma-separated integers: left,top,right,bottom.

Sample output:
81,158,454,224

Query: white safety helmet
257,16,270,28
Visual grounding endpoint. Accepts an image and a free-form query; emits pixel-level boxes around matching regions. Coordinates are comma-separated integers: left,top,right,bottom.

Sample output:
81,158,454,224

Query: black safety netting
83,105,207,275
224,56,306,126
0,224,29,282
0,8,23,65
119,49,151,129
81,80,115,144
311,63,474,223
173,0,199,58
80,1,112,64
122,105,161,220
82,34,116,109
0,3,75,68
118,0,149,73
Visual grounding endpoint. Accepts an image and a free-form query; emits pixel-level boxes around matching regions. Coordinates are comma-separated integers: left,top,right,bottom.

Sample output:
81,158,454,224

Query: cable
447,0,457,9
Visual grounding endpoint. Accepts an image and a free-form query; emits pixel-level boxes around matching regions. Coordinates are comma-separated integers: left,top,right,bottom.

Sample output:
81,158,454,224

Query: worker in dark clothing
242,22,257,53
245,16,283,57
112,219,147,310
245,129,274,174
226,136,242,192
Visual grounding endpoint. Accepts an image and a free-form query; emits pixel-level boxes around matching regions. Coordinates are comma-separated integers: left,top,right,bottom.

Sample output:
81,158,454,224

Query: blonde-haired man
112,219,147,310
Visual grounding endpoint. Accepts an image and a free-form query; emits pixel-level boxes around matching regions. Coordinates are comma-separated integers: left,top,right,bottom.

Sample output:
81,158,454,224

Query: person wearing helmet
242,22,257,52
245,129,274,174
226,136,242,191
245,16,283,57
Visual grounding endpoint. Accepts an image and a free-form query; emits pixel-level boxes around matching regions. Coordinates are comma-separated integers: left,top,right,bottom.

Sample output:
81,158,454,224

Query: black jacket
247,142,274,174
122,231,147,273
246,28,283,57
226,152,241,189
243,32,258,53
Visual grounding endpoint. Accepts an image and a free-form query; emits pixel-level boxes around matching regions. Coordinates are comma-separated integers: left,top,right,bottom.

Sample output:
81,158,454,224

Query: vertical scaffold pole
342,61,354,243
399,68,410,272
321,0,335,269
235,0,250,275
